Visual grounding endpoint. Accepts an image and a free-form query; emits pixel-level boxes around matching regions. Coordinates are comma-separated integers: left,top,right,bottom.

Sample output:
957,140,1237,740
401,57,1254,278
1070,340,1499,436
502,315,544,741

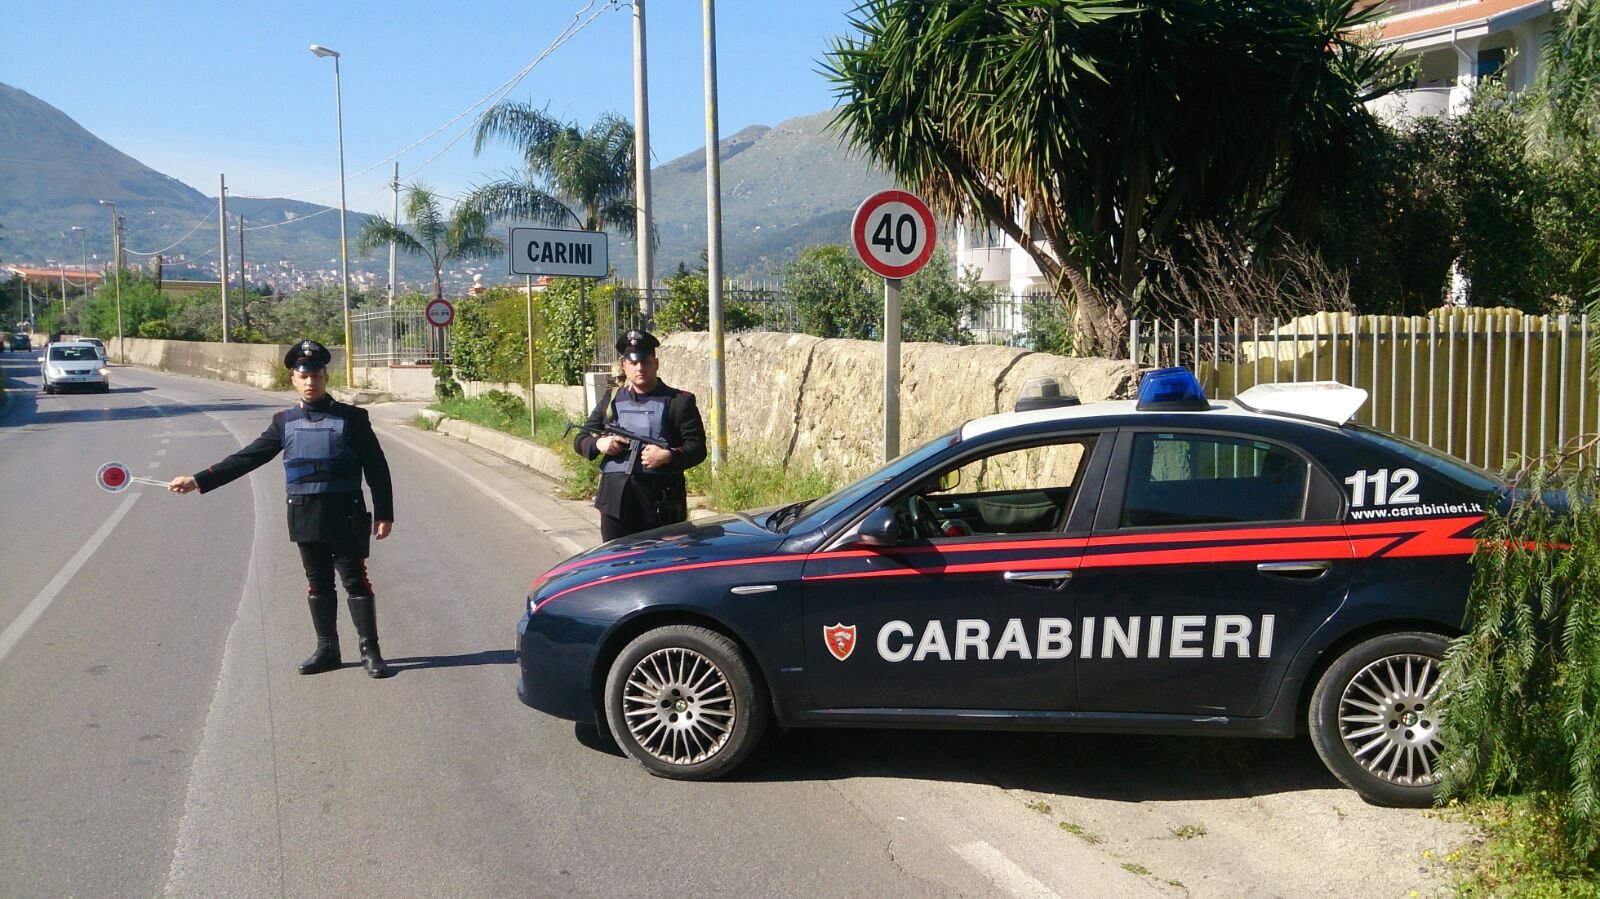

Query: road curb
432,416,573,483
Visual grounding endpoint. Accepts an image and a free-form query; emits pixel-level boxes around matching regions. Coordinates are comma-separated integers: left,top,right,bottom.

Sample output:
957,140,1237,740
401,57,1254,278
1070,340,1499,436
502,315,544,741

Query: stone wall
656,332,1138,480
113,337,346,390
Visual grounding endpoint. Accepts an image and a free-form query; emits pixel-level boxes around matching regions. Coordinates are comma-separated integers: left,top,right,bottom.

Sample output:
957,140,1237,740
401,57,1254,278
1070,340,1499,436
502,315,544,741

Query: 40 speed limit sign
851,190,936,279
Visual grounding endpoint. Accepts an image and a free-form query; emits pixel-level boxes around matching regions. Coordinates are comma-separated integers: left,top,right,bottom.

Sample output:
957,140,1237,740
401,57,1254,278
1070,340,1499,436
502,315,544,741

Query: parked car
516,369,1506,807
41,341,110,393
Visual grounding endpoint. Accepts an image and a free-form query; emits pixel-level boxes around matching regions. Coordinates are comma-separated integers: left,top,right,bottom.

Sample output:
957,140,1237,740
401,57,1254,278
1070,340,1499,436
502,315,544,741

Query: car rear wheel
603,625,768,780
1308,631,1450,807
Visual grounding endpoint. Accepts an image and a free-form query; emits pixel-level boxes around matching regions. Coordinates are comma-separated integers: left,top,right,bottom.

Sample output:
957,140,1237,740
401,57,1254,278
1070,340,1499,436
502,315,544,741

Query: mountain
1,84,901,288
0,83,370,281
613,111,898,280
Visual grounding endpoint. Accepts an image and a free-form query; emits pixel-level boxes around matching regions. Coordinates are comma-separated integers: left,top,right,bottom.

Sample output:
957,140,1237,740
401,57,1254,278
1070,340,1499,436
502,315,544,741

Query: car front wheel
603,625,769,780
1308,631,1450,807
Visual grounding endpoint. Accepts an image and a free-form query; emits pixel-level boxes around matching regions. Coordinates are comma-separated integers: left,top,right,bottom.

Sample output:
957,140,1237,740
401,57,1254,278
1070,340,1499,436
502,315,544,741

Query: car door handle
1004,570,1073,590
1257,560,1331,578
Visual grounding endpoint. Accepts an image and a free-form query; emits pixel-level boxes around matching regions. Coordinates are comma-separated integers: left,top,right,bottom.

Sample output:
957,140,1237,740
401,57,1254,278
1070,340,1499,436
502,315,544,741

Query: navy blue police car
517,368,1504,807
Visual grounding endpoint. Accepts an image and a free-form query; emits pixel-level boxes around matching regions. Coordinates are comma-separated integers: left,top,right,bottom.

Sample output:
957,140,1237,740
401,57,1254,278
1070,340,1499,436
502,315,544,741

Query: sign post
509,227,610,432
851,190,936,461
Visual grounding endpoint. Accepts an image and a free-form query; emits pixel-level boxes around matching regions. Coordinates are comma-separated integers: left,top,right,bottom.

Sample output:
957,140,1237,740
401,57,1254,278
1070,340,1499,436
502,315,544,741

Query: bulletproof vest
282,405,363,494
601,388,669,476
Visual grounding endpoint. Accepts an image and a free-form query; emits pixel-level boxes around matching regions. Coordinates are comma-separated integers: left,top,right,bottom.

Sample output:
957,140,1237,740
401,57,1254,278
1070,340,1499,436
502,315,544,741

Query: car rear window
49,346,99,362
1346,425,1505,495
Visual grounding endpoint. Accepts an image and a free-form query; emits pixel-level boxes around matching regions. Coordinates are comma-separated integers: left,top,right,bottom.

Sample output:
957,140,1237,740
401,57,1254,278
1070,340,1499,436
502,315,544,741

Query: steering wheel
907,495,941,539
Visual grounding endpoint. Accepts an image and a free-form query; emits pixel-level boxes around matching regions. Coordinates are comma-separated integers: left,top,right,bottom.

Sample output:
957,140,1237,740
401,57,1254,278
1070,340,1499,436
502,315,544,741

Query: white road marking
952,842,1061,899
0,493,141,665
379,426,587,556
148,461,161,469
156,448,167,456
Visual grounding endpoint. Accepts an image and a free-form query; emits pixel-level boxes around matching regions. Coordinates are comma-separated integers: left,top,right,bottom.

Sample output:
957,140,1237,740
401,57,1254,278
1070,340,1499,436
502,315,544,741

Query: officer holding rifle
573,330,707,541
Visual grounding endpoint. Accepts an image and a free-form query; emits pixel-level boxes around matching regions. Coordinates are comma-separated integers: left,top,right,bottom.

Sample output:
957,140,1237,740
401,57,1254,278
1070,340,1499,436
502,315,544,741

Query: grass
1169,823,1207,840
1024,799,1052,815
1058,821,1103,844
429,393,839,511
1447,797,1600,898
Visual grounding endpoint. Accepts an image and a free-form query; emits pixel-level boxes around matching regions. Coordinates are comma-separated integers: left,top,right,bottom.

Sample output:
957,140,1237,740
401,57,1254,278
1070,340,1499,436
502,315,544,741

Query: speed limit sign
851,190,936,279
425,298,455,328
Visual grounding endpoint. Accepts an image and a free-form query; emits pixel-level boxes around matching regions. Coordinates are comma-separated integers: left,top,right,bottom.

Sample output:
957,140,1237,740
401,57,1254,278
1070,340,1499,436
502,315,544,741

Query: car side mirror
855,507,900,547
938,470,961,492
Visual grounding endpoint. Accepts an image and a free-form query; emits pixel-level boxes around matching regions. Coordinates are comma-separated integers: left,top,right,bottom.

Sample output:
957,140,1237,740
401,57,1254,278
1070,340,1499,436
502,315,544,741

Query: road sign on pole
425,298,454,328
852,190,936,460
851,190,936,280
508,227,609,279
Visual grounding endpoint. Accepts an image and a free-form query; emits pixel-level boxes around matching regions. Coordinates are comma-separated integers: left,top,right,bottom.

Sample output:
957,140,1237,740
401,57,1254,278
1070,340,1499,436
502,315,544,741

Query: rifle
565,422,672,476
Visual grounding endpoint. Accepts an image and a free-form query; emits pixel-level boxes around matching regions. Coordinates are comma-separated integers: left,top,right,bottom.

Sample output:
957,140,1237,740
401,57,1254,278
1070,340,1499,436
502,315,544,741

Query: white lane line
952,842,1061,899
156,448,167,456
148,461,161,469
0,493,141,665
379,426,587,556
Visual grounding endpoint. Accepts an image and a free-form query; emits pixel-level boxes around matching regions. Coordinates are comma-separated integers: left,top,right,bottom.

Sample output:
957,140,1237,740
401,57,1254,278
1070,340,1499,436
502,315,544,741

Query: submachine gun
565,422,672,475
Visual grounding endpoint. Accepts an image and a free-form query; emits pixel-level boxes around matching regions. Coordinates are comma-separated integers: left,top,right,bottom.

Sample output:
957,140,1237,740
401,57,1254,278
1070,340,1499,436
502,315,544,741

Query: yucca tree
464,103,638,237
824,0,1400,354
356,182,502,300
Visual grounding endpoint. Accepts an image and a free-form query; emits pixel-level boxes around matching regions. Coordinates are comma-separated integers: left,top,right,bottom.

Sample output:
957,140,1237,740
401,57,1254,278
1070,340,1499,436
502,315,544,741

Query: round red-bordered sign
851,190,937,279
425,298,455,328
96,461,132,493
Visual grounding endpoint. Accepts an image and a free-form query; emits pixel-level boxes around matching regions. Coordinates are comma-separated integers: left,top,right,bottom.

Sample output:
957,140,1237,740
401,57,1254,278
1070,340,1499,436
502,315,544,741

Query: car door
1071,428,1352,717
800,431,1109,712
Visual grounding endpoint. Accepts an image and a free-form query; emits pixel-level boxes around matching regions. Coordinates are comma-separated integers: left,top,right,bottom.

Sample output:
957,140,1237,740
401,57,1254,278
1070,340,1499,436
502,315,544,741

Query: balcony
1367,85,1453,123
956,245,1012,285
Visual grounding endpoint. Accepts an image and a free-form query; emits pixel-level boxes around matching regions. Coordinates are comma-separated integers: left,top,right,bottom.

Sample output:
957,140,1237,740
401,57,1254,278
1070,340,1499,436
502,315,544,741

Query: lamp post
310,43,354,387
100,200,123,362
71,226,88,331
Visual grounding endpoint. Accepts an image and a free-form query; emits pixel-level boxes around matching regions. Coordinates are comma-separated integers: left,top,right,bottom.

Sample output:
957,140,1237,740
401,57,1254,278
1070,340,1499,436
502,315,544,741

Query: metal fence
968,293,1062,346
351,308,448,367
1131,310,1599,471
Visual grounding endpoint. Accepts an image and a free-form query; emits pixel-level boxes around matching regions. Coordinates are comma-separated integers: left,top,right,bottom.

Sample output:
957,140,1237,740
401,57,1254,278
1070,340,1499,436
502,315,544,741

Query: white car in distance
41,341,111,394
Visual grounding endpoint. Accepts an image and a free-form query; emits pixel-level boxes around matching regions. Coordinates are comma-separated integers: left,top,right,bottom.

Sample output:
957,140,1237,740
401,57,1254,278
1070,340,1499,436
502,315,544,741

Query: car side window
894,436,1098,539
1119,432,1308,528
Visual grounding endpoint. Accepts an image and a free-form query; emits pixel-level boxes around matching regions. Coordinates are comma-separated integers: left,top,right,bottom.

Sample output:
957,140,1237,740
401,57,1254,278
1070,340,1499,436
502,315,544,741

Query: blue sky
3,0,865,215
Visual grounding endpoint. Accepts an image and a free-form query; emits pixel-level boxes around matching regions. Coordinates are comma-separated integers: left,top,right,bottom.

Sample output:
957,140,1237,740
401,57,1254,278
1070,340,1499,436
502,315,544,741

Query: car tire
603,625,769,780
1308,631,1450,807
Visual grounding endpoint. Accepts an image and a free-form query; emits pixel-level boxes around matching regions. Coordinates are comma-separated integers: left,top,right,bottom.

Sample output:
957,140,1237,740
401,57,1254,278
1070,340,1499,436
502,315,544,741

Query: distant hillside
1,84,909,288
0,83,372,278
614,110,901,280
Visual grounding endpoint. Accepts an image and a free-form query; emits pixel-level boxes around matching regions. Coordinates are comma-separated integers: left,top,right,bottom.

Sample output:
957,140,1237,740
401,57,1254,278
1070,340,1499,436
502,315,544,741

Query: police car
517,368,1504,807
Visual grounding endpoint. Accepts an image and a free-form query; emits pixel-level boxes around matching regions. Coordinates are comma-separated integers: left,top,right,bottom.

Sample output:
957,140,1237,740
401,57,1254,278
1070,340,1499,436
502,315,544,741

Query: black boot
347,594,392,678
298,593,341,674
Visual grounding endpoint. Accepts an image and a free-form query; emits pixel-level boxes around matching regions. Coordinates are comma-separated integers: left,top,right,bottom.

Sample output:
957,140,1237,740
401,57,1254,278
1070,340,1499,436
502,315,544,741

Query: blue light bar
1136,367,1210,411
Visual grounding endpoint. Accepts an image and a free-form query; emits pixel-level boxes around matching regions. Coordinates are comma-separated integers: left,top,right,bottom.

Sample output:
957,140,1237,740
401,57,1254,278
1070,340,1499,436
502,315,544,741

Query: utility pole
702,0,728,469
389,162,399,307
219,174,230,343
238,214,249,331
632,0,654,298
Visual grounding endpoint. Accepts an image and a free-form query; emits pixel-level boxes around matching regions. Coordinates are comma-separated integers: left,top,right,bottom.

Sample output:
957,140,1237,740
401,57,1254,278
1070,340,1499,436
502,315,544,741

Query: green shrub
432,360,461,400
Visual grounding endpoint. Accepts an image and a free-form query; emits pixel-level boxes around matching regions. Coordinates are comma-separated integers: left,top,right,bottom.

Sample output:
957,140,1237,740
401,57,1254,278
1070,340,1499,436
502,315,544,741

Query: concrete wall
656,332,1138,480
112,337,346,390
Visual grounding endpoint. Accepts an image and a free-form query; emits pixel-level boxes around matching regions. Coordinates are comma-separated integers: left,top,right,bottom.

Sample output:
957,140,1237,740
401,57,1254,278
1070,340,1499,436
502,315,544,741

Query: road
0,351,1470,898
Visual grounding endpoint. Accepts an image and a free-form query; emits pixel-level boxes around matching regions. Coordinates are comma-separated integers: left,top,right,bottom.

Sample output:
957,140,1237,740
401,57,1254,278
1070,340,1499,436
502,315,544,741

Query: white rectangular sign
507,227,609,278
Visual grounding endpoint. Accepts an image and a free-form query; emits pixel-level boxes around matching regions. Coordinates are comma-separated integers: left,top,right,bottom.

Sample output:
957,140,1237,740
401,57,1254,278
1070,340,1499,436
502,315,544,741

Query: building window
1477,47,1507,80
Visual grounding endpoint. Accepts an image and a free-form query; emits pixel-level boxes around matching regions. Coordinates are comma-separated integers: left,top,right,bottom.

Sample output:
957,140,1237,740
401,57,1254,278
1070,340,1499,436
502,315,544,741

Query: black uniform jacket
194,395,395,544
573,381,707,518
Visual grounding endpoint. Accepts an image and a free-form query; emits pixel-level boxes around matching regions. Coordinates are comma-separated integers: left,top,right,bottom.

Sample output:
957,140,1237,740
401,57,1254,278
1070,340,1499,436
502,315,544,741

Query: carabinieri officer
168,339,397,678
573,330,707,541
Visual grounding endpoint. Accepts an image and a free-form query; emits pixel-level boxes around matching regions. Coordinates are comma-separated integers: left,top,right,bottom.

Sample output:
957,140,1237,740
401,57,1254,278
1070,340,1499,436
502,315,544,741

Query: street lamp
100,200,123,362
71,226,88,331
310,43,354,387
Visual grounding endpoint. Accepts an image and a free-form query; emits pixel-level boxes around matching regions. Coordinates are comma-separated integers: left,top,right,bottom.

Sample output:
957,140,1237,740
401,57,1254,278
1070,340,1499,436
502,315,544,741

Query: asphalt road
0,352,1471,898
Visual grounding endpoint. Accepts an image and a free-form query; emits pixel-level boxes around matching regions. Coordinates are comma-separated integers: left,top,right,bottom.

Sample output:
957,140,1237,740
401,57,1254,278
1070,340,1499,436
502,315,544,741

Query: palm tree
356,183,502,300
464,103,639,237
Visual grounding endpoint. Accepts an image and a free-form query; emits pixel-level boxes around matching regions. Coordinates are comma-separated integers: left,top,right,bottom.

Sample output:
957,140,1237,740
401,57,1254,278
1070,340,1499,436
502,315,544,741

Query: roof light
1136,367,1210,411
1014,376,1080,412
1235,382,1369,426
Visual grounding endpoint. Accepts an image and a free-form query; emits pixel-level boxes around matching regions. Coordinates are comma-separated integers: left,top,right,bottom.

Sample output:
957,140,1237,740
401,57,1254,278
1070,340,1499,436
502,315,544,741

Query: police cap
616,329,660,362
284,339,332,372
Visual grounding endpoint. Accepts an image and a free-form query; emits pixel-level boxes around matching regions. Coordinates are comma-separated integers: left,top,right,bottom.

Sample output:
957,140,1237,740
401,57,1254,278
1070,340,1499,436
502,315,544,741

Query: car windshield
775,429,963,532
49,346,98,362
1347,425,1506,495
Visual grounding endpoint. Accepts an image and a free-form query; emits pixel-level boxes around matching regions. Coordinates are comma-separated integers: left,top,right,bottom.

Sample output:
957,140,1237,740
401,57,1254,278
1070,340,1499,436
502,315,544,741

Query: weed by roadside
1447,797,1600,898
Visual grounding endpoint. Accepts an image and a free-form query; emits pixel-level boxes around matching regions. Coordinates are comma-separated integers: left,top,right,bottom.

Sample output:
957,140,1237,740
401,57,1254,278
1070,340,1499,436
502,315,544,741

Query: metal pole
703,0,728,468
218,175,230,342
633,0,655,293
100,200,123,362
537,273,544,435
884,277,902,460
389,162,399,308
333,55,353,386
